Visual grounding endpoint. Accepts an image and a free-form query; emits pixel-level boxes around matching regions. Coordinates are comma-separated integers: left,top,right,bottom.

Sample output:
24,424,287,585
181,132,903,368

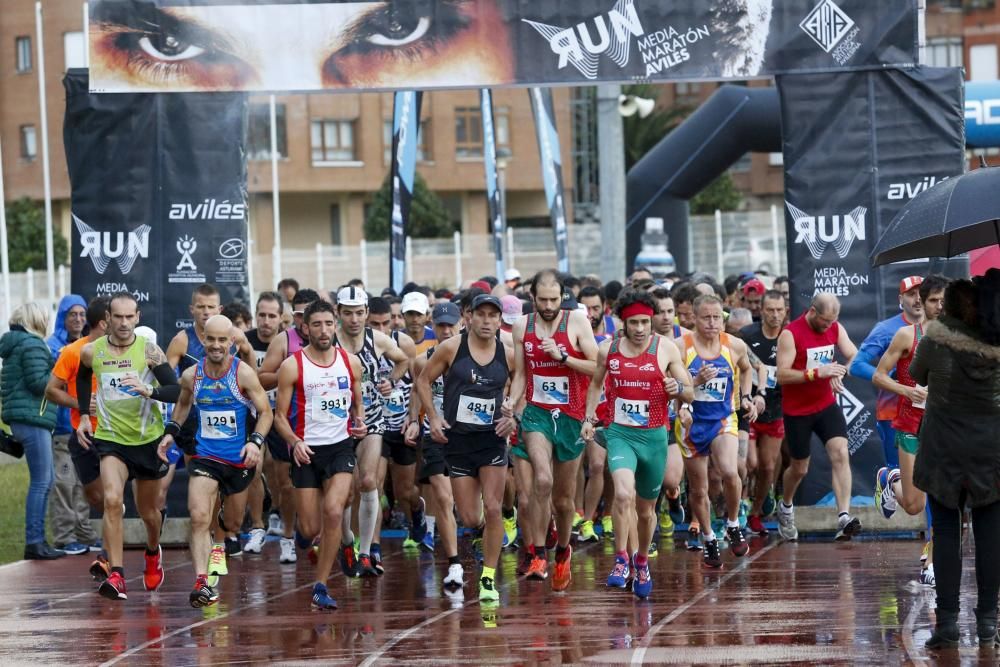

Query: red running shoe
89,553,111,582
143,545,165,591
100,571,128,600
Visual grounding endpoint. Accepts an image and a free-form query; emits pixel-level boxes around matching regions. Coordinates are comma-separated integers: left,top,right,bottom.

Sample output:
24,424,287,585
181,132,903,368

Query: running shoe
445,586,465,608
747,514,769,537
703,539,723,569
100,571,128,600
279,537,297,564
357,553,379,577
307,540,320,565
370,545,385,576
658,511,674,536
339,543,358,577
648,540,659,558
688,519,700,540
526,554,549,580
920,564,936,587
761,488,777,518
311,583,337,611
267,513,284,536
545,519,558,550
686,520,703,551
243,528,266,555
503,509,518,549
189,575,218,608
600,514,614,537
921,540,931,564
479,576,500,602
88,540,103,552
59,542,89,556
403,536,421,549
409,497,428,543
444,563,465,587
208,543,228,576
607,554,630,588
578,519,600,543
143,545,165,591
517,548,534,576
90,553,111,582
224,536,242,557
727,525,750,557
633,561,652,599
420,531,435,553
472,537,484,564
835,514,862,542
572,511,584,534
738,500,750,530
667,492,685,526
875,467,898,520
552,545,572,592
777,505,798,542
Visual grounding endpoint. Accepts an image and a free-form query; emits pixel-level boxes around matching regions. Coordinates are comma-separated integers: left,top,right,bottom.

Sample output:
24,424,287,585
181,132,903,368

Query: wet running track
0,535,991,665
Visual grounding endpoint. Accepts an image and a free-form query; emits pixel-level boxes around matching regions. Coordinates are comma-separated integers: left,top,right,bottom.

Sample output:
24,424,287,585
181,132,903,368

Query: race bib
806,345,835,370
432,389,445,414
100,373,141,402
456,395,495,426
695,377,729,403
533,375,570,405
913,384,927,410
200,410,237,440
764,365,777,389
614,398,649,427
311,392,351,422
384,387,407,415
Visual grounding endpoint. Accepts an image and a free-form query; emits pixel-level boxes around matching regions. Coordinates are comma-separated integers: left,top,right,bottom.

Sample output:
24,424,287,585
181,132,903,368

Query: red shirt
604,335,668,429
892,324,924,435
782,314,839,417
523,311,589,420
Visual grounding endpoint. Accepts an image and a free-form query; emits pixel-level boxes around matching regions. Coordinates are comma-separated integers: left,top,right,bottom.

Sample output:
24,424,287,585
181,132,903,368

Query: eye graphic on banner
73,215,150,275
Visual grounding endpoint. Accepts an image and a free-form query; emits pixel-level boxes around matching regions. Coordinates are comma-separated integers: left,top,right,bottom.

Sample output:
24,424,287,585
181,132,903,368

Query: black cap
560,291,579,310
472,294,503,312
432,301,460,325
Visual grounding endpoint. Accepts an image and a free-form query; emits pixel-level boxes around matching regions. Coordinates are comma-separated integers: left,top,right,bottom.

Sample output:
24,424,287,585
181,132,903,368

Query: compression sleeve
149,363,181,403
76,364,93,417
848,349,878,382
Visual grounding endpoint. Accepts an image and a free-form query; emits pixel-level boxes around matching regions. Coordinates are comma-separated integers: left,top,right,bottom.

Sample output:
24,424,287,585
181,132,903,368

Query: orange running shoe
526,554,549,580
551,545,573,592
144,545,165,591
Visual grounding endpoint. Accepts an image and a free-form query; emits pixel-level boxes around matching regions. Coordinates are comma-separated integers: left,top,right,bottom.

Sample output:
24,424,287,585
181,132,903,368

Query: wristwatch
559,351,569,363
585,415,600,426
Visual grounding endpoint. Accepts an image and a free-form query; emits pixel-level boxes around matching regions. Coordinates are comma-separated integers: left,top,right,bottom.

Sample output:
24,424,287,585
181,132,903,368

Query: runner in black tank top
415,294,517,604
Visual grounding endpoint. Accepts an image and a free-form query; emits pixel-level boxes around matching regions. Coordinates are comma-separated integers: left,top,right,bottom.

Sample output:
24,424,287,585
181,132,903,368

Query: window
311,120,356,163
16,36,31,73
970,44,998,81
20,125,37,160
64,31,85,70
382,119,432,163
454,107,483,158
925,37,962,68
247,103,287,160
494,106,512,158
730,153,751,173
675,82,701,96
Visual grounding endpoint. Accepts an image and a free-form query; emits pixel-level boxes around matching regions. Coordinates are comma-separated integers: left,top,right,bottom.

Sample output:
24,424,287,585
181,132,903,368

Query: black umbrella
871,165,1000,267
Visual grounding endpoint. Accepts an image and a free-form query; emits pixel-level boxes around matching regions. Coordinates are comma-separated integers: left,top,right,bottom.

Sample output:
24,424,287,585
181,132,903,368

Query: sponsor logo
966,98,1000,127
524,0,643,80
338,376,349,390
176,236,198,272
638,363,656,372
74,215,150,275
218,238,245,259
175,319,193,329
812,267,869,298
95,283,149,302
786,202,867,260
887,176,948,201
168,199,246,221
838,384,874,455
800,0,854,53
838,386,864,424
609,358,620,371
524,341,534,354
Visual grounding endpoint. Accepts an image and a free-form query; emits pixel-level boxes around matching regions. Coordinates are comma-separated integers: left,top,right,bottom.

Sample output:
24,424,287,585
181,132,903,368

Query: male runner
406,301,463,585
741,278,766,322
776,293,860,541
76,293,180,600
740,290,787,536
258,288,321,563
155,315,272,607
274,300,368,610
509,270,598,591
675,295,757,568
873,275,949,586
334,285,409,576
582,289,693,598
415,294,517,603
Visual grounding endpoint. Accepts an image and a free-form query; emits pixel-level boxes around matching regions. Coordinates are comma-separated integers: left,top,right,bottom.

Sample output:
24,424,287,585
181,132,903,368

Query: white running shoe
243,528,266,555
443,563,465,587
267,514,284,537
920,563,936,587
279,537,297,564
777,504,798,541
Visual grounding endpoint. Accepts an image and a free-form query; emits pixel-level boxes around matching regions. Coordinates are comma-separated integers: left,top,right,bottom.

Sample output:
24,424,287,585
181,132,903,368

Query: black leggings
928,494,1000,615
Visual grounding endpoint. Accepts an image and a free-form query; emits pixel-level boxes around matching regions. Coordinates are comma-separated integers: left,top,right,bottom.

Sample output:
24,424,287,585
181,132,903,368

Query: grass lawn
0,460,29,565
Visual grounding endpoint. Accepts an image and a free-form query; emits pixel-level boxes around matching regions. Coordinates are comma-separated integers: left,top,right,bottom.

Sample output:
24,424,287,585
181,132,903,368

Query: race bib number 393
614,398,649,427
312,393,350,422
533,375,569,405
456,395,495,426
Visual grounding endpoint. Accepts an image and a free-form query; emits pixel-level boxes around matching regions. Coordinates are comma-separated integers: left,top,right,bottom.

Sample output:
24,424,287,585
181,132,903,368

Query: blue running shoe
311,583,337,610
409,497,428,543
762,488,777,518
667,493,685,526
875,466,898,520
633,561,652,599
607,555,630,588
421,530,435,552
738,500,749,530
686,533,703,551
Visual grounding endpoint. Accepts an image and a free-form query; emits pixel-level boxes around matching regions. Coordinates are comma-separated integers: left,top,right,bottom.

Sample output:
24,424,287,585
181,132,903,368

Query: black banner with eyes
64,69,250,341
87,0,917,93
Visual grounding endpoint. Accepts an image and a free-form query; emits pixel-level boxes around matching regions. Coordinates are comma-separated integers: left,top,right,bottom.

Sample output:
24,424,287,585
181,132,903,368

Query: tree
689,173,742,215
4,197,69,272
364,172,455,241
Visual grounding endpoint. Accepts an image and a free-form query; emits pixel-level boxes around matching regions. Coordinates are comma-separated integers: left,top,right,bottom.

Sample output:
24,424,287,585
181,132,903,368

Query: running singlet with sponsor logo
891,324,925,435
443,333,509,435
288,348,355,447
422,346,446,432
92,335,164,445
739,322,783,422
782,314,840,417
193,358,253,464
336,328,383,429
604,335,668,429
380,330,411,433
682,333,738,423
523,311,588,420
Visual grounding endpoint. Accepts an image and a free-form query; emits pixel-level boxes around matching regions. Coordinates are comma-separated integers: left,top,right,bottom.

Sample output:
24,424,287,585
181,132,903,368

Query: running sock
502,507,515,520
359,489,379,555
145,547,159,556
838,511,849,520
555,545,570,562
634,554,648,568
780,501,793,513
726,518,740,529
448,555,461,566
481,566,496,581
112,566,124,576
426,515,436,536
703,530,717,542
615,550,628,561
534,546,547,560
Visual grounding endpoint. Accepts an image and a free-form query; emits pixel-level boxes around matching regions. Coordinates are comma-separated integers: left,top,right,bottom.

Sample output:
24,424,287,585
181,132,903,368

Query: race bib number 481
456,395,495,426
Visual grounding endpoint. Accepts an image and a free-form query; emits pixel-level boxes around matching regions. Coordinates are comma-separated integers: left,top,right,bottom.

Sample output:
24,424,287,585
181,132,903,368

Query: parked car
722,237,778,275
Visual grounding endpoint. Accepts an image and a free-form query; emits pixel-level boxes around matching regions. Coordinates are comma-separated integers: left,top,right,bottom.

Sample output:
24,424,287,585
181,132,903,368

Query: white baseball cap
504,268,521,282
400,291,429,314
135,326,157,346
336,285,368,307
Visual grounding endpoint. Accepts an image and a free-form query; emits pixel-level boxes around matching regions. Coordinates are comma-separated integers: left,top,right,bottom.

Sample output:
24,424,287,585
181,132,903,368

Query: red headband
621,303,655,321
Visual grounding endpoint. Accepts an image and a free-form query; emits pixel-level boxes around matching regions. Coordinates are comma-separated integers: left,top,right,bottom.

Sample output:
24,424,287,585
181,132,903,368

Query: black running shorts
385,430,417,466
445,432,507,479
189,456,255,496
419,436,448,484
94,437,169,481
784,402,848,461
291,439,356,489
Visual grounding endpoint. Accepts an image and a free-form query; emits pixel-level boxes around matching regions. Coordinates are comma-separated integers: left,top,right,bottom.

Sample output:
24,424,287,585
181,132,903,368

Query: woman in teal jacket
0,302,63,560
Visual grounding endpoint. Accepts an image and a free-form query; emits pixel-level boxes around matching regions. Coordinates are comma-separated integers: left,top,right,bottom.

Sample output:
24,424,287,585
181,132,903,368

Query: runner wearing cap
406,301,463,583
509,270,599,591
504,269,522,290
415,293,517,603
499,295,523,348
849,276,926,471
334,284,409,577
742,279,766,322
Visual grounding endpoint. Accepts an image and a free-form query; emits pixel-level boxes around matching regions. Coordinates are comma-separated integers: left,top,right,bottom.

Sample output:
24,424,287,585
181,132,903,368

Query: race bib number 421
614,398,649,427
